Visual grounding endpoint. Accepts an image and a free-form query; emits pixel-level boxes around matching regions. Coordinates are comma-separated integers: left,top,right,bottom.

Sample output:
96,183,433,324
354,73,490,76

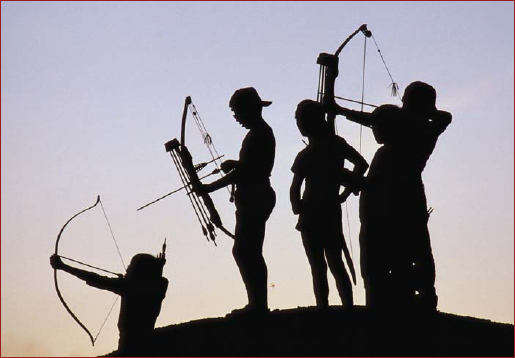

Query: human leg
301,230,329,308
233,216,268,310
325,238,353,308
232,188,275,311
412,230,438,311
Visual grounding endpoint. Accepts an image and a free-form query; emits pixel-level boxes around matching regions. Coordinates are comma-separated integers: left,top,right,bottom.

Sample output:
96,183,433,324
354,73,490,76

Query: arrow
137,169,221,211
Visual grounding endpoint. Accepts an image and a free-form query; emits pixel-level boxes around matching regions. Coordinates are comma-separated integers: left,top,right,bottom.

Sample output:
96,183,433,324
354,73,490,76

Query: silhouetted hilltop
106,306,513,356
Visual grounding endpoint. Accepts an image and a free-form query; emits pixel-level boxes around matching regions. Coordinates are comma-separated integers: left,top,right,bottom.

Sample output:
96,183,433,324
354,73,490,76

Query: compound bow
165,96,235,245
315,24,399,285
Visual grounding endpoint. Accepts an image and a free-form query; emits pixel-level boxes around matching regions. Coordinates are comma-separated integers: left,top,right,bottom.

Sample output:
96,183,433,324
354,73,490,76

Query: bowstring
346,32,400,270
188,102,231,196
93,296,120,344
336,31,399,274
99,198,126,271
345,35,369,262
359,36,368,152
91,197,127,343
344,35,370,262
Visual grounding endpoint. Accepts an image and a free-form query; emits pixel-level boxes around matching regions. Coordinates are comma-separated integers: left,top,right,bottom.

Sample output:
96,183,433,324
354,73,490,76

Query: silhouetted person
202,87,276,315
50,250,168,354
290,100,368,309
334,81,452,312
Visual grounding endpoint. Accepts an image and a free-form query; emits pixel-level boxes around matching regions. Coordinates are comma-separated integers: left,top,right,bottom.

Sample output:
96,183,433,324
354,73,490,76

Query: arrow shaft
137,169,219,211
58,255,122,276
334,95,378,108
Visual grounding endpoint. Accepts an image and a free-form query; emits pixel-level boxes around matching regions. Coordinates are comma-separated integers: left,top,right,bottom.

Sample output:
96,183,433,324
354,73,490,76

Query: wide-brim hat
229,87,272,108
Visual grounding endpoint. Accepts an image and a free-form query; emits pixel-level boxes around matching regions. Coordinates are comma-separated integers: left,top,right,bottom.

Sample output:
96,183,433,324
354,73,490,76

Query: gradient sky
2,1,513,356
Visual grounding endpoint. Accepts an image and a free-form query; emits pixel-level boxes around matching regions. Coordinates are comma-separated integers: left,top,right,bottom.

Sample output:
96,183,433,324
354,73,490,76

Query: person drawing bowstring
50,247,168,354
332,81,452,311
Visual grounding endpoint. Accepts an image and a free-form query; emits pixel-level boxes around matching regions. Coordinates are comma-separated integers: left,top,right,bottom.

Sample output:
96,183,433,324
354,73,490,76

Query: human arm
333,104,376,128
346,144,369,177
220,159,239,173
346,148,369,196
430,109,452,134
290,172,304,215
50,254,123,294
159,278,169,300
337,138,369,202
339,187,353,204
203,126,271,193
202,160,239,193
338,167,363,203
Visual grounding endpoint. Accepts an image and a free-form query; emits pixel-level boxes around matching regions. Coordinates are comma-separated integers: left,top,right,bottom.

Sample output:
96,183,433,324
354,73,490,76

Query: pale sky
1,1,513,356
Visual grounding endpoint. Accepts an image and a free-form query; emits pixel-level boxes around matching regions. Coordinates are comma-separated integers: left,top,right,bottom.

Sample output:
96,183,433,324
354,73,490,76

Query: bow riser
165,137,235,242
317,53,340,133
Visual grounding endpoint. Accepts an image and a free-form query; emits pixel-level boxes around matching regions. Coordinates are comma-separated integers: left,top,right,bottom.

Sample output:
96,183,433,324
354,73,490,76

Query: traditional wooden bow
54,195,125,346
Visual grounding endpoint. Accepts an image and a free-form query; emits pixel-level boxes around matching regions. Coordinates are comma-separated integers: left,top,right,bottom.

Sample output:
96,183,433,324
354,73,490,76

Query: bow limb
317,24,372,134
334,24,371,57
180,96,192,147
53,272,95,346
54,195,100,346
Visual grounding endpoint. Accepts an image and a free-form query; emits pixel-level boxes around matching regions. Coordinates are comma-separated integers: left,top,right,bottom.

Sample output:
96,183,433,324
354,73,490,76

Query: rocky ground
105,306,514,356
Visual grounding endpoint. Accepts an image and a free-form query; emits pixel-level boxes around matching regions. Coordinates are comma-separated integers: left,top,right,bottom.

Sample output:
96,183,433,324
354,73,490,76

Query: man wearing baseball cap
203,87,276,315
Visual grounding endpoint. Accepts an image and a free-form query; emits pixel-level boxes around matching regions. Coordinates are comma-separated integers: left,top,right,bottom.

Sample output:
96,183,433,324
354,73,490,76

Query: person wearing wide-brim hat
203,87,276,315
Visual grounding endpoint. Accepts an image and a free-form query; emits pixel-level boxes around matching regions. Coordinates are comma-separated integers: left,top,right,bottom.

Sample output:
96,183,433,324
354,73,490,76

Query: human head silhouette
402,81,437,118
125,253,166,280
295,99,328,138
229,87,271,129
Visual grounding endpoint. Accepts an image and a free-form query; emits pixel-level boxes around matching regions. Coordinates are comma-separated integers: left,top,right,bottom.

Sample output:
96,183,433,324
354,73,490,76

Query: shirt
292,136,356,205
237,121,275,187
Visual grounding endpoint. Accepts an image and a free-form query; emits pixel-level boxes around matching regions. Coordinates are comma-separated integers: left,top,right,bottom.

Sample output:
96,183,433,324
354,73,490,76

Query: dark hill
106,306,514,356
